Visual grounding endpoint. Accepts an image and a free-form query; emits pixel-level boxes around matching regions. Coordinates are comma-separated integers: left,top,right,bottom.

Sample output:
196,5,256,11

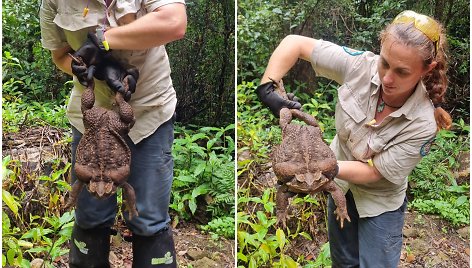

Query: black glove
256,81,302,117
71,32,108,86
94,58,139,101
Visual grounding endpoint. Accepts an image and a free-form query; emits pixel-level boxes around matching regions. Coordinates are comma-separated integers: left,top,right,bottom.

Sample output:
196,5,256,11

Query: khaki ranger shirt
311,40,437,217
40,0,185,144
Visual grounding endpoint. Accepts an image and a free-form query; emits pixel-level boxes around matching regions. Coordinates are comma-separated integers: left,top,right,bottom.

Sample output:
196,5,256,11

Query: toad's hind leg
64,181,85,210
114,92,135,128
122,182,138,219
279,108,293,128
321,180,350,229
291,109,319,127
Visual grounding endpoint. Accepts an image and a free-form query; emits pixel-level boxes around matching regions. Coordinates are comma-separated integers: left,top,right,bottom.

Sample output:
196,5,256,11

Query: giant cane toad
271,79,350,229
64,55,138,219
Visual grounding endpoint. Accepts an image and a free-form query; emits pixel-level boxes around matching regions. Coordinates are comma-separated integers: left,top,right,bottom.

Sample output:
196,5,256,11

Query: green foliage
351,0,407,51
237,189,299,267
409,122,470,226
237,0,325,82
302,242,331,268
2,45,71,132
237,81,281,164
295,81,338,143
2,1,70,104
171,124,235,238
201,216,235,239
2,156,74,267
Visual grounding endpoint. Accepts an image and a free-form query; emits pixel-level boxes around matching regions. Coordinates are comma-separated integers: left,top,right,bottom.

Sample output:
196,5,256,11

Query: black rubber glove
71,32,108,86
256,81,302,117
94,58,139,101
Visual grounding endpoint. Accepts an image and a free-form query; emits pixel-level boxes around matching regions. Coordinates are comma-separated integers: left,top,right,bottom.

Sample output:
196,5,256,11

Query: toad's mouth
87,180,117,198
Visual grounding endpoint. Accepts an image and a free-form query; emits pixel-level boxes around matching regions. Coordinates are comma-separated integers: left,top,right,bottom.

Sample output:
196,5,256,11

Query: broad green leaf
276,229,286,250
2,189,19,215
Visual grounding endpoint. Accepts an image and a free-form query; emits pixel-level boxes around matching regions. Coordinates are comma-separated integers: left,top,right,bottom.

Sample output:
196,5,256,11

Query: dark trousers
328,190,407,268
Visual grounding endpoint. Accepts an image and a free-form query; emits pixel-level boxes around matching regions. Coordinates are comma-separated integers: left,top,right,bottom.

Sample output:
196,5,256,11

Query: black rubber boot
132,227,177,268
69,224,111,268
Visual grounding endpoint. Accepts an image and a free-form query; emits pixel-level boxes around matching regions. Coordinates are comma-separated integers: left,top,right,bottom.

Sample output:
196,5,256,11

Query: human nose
382,70,394,86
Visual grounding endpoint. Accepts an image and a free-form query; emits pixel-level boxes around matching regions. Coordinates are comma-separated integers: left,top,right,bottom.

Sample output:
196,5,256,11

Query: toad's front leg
274,161,307,183
276,184,296,229
308,158,338,179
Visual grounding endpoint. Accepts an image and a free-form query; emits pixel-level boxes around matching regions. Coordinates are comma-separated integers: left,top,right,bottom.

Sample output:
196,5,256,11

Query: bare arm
261,35,318,83
104,3,187,50
51,45,74,76
337,160,384,184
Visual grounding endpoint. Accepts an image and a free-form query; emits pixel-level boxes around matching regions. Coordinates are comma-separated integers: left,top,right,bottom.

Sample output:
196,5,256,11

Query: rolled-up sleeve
145,0,185,13
373,122,436,185
40,0,67,50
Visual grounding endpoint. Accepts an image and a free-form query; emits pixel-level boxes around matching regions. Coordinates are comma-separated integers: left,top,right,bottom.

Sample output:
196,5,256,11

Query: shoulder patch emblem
342,46,364,56
420,137,435,157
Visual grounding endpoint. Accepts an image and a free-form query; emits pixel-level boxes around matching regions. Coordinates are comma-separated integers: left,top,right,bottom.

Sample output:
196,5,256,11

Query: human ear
424,61,437,74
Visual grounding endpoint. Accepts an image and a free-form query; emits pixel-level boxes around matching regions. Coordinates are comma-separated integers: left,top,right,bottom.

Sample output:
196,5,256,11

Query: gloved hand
256,81,302,117
94,58,139,101
71,32,108,86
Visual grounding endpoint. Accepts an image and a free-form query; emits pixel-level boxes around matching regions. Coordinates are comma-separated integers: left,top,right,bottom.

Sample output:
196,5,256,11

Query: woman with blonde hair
256,10,451,267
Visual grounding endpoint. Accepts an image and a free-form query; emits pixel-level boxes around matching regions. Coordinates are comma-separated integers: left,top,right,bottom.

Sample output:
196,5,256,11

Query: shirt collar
370,73,431,120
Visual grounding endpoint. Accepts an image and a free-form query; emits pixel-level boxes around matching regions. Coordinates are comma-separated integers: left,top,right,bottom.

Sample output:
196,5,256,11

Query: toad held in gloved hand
94,58,140,101
256,80,302,117
71,32,110,86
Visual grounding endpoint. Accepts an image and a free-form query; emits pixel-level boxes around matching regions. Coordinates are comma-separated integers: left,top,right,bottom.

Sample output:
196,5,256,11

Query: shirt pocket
336,83,366,143
54,1,101,32
336,83,377,161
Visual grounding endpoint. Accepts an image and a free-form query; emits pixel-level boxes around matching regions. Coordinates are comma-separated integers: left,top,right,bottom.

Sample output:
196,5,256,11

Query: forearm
105,4,187,50
51,46,73,76
336,160,383,184
261,35,318,83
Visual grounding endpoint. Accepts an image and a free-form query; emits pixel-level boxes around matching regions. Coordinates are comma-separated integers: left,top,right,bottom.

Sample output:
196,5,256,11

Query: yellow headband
392,10,440,54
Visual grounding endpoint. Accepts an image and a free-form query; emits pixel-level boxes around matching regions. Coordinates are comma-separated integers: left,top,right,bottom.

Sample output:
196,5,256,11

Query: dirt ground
107,221,235,268
399,210,469,267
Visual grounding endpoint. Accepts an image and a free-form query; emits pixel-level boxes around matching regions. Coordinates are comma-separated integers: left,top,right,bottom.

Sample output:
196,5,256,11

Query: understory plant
171,124,235,239
2,156,75,268
409,119,470,226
